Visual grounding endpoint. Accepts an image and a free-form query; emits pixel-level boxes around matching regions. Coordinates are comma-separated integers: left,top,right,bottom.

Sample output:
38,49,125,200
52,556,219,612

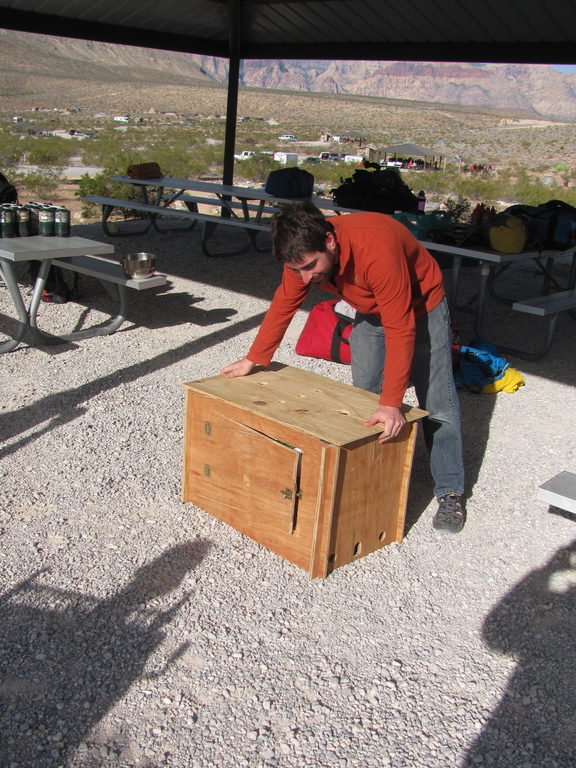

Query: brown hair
271,201,334,263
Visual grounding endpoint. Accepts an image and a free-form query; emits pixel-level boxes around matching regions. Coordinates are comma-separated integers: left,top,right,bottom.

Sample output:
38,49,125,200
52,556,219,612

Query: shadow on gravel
0,538,211,767
462,539,576,767
404,385,496,533
0,312,266,459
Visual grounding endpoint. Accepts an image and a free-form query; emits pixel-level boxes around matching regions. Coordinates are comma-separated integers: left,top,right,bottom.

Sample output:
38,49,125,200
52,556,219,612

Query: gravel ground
1,220,576,768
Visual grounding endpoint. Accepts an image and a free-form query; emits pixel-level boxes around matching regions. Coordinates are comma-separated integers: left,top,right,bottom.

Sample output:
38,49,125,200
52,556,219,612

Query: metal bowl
121,252,156,279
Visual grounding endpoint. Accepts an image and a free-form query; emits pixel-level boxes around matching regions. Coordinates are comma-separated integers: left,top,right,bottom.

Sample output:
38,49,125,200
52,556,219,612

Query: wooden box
182,365,426,578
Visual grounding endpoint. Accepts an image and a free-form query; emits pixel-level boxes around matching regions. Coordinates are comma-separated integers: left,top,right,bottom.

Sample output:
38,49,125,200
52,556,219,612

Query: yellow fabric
482,367,525,393
488,215,527,253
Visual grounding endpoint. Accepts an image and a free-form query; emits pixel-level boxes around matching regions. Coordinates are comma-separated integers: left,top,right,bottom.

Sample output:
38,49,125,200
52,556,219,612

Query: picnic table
0,236,166,353
84,175,363,257
422,239,576,360
83,177,576,360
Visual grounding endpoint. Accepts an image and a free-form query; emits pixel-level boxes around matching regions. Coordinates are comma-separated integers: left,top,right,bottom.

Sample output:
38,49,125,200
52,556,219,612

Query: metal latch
280,488,302,500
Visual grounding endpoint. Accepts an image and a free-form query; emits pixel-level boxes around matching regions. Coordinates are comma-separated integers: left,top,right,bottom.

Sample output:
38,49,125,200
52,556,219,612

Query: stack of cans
0,202,71,238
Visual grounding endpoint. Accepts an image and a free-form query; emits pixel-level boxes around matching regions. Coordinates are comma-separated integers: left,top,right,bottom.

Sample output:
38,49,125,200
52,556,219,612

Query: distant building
321,130,366,145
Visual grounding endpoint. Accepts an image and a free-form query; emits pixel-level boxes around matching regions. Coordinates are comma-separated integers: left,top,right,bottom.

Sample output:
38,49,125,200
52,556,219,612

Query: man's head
271,201,339,285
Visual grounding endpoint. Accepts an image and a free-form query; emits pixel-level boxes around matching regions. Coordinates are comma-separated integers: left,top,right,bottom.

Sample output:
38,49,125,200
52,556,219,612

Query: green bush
0,132,25,168
141,142,213,179
444,195,472,223
75,155,146,219
16,168,62,199
80,136,126,168
234,155,278,183
24,136,76,168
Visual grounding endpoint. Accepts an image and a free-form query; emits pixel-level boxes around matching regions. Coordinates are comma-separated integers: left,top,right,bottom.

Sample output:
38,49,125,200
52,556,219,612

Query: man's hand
364,405,406,443
221,358,256,378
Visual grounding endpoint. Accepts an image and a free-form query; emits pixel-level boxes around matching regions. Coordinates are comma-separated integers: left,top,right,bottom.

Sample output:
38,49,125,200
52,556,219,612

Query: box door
185,413,302,544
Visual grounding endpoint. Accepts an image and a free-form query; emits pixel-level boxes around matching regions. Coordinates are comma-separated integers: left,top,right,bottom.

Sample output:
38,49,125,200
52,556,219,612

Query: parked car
234,150,258,160
278,134,298,141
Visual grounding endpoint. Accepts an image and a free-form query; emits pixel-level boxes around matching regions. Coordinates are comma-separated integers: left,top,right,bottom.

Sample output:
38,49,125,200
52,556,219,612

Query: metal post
223,0,241,190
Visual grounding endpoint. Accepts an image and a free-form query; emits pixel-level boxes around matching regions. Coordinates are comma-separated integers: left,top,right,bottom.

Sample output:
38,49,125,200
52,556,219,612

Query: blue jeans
350,298,464,499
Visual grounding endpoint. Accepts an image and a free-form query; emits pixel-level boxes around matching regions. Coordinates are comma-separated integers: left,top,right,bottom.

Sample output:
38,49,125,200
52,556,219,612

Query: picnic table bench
45,254,167,341
84,175,362,257
84,195,270,235
510,289,576,360
537,470,576,514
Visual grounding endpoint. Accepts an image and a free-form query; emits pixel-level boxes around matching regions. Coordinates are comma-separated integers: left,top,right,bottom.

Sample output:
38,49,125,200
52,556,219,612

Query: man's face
284,231,339,285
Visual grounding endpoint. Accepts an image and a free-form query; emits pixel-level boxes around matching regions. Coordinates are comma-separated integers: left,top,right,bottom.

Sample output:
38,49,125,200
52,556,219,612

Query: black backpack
332,168,418,214
27,261,78,304
265,167,314,198
0,171,18,204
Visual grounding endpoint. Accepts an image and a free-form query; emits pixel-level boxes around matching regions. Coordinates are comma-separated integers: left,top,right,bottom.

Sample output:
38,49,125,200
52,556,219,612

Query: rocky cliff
233,59,576,122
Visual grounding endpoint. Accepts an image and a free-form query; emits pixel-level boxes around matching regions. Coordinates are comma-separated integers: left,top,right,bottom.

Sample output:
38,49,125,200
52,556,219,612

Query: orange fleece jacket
248,212,445,407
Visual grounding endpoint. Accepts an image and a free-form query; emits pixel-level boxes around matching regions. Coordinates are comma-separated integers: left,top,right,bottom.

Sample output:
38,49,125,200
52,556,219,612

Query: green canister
16,206,30,237
39,205,55,236
0,206,15,238
54,206,71,237
26,203,40,235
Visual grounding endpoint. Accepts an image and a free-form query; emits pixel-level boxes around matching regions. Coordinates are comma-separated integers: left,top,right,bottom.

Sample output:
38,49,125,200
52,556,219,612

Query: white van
273,152,298,166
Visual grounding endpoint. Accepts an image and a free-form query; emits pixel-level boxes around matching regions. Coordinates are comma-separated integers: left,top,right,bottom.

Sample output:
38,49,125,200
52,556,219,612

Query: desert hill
0,29,575,122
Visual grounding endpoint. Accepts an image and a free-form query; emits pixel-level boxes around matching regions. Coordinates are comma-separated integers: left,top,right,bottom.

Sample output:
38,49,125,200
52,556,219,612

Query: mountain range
1,29,575,122
233,59,576,122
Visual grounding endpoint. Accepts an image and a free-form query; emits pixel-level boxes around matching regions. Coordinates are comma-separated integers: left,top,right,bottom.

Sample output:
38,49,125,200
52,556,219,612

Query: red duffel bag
295,300,353,365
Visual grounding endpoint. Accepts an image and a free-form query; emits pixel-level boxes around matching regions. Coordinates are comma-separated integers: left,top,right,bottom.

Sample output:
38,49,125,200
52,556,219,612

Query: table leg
250,200,272,254
28,260,54,334
447,254,462,317
199,221,252,258
0,261,30,353
101,202,153,237
30,277,128,342
474,263,491,339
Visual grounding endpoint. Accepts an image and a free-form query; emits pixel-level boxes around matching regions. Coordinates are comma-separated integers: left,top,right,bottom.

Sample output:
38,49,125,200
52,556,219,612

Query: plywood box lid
183,364,426,447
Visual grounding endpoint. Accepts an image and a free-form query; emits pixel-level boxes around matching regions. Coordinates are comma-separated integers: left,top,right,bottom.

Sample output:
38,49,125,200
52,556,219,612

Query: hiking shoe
433,493,465,533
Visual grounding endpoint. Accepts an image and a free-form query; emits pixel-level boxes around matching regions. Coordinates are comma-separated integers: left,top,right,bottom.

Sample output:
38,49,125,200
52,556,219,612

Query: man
222,201,465,533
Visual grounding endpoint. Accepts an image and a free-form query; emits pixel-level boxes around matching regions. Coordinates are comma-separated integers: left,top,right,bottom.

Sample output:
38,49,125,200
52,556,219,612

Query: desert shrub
76,139,216,219
234,155,278,183
313,162,358,189
139,142,212,179
16,168,62,199
24,136,76,168
80,135,127,167
444,195,472,222
456,175,501,203
403,170,455,196
0,132,25,168
76,155,146,219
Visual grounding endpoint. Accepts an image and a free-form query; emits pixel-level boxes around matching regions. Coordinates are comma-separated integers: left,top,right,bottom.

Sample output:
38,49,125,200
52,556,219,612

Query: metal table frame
0,236,115,353
421,240,576,359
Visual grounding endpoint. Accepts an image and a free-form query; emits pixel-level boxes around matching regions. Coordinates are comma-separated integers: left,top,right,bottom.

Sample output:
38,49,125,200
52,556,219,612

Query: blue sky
552,64,576,74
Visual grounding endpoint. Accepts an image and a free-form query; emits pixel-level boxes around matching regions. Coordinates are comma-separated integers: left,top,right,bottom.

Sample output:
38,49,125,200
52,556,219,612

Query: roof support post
223,0,241,188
